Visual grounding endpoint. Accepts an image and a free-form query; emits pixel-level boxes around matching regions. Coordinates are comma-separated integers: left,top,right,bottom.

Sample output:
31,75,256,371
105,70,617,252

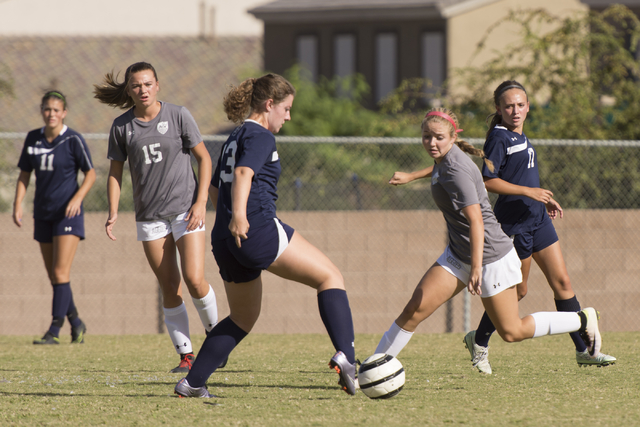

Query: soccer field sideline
1,332,638,426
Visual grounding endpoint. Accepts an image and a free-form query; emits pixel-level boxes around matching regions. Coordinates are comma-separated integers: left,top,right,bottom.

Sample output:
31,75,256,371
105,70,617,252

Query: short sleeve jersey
17,125,93,221
211,120,280,241
108,102,202,221
431,144,513,265
481,125,547,235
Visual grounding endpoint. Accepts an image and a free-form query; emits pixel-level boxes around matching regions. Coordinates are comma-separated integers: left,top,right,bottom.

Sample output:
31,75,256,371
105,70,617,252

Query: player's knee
497,328,525,343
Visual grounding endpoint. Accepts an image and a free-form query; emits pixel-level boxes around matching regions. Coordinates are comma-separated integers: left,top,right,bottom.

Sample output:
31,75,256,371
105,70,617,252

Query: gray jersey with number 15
108,101,203,221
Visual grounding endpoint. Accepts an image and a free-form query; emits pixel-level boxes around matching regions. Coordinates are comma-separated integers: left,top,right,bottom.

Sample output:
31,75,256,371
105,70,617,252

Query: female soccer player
462,81,616,372
14,90,95,345
93,62,219,373
174,74,357,398
375,108,603,371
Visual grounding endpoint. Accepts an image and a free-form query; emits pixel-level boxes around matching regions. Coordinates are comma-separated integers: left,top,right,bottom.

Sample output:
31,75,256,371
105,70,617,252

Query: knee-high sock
163,303,192,354
192,285,218,333
555,296,587,352
531,311,581,337
186,317,247,387
475,311,496,347
375,321,413,357
317,289,355,364
66,286,81,328
49,282,71,337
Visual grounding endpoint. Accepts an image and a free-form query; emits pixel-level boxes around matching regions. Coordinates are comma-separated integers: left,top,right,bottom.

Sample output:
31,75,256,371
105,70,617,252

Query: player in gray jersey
374,108,604,372
94,62,219,373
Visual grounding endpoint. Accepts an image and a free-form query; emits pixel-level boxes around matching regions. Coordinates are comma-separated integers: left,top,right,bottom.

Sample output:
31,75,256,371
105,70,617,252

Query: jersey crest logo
157,121,169,135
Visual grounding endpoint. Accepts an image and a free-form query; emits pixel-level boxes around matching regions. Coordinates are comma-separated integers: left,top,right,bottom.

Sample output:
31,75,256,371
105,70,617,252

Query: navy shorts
511,216,558,259
212,218,295,283
34,214,85,243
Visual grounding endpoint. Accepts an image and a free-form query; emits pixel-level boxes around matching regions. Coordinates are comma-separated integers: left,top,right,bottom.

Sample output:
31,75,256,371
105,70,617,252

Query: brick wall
1,210,638,336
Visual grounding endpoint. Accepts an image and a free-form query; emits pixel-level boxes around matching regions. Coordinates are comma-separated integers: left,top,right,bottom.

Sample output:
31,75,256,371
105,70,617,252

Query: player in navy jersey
13,90,95,345
93,62,219,373
174,74,358,398
375,108,603,373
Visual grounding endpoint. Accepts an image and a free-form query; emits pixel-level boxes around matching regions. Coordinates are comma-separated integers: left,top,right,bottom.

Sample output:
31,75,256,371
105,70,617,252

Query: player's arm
185,141,212,231
461,203,484,296
66,168,96,218
13,170,31,227
483,177,554,204
229,166,254,248
208,185,218,210
389,165,434,186
106,160,124,241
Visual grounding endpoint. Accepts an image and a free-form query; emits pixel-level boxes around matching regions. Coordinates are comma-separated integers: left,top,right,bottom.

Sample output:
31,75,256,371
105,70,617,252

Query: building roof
249,0,500,23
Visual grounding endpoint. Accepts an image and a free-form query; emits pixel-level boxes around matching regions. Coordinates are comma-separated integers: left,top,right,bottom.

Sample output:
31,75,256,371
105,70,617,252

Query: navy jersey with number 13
211,120,280,241
481,125,548,236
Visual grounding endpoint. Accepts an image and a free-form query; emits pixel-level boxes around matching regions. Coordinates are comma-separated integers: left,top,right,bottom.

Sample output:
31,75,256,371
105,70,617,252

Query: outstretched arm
484,177,554,204
389,165,434,186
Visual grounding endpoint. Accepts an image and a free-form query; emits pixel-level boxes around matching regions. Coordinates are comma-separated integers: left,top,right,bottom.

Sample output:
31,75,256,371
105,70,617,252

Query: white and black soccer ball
357,353,405,399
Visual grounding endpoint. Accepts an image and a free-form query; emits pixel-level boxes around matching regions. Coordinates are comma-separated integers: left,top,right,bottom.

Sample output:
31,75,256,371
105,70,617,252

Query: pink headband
425,111,464,133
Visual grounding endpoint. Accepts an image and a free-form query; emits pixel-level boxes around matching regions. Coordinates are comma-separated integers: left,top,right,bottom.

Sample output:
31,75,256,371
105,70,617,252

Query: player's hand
467,266,482,296
12,206,22,228
229,216,249,248
65,195,83,218
526,187,554,204
185,200,206,231
545,197,564,219
105,213,118,241
389,172,412,186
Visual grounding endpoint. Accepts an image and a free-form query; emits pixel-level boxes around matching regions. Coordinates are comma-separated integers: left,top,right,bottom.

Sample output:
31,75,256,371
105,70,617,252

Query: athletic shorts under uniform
511,215,558,259
34,214,85,243
437,246,523,298
482,125,558,258
212,218,294,283
136,211,205,242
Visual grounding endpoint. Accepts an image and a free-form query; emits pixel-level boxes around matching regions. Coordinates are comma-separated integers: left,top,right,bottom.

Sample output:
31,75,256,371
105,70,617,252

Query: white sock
191,285,218,332
375,321,414,357
531,312,581,338
163,302,192,354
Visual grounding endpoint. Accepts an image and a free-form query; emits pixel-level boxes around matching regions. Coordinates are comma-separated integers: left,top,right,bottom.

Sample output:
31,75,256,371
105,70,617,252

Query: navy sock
555,296,587,352
317,289,355,364
475,311,496,348
49,282,71,336
186,317,247,388
66,288,81,328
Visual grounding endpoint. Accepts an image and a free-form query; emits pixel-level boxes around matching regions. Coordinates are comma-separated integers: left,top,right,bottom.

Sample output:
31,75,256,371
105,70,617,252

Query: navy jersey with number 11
17,125,93,221
481,125,548,236
211,120,281,241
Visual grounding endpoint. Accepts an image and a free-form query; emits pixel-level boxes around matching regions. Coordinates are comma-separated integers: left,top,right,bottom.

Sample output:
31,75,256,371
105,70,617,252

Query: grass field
1,332,638,426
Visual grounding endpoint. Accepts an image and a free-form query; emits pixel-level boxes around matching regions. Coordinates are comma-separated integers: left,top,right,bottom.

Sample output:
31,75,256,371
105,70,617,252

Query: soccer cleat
33,331,60,345
328,351,358,396
170,353,195,373
174,377,214,398
578,307,602,357
71,320,86,344
576,350,616,367
463,330,492,374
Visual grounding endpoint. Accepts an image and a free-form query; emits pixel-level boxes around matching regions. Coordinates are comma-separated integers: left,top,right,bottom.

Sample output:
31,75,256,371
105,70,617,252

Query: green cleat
71,320,86,344
33,331,60,345
577,350,616,367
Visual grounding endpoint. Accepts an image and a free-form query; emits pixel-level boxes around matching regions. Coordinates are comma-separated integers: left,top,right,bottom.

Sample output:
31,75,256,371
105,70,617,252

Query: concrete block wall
1,210,638,337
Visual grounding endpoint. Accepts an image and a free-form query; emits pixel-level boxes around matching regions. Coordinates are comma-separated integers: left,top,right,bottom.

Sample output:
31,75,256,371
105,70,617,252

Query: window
375,33,397,103
296,35,318,81
421,32,445,91
334,34,356,78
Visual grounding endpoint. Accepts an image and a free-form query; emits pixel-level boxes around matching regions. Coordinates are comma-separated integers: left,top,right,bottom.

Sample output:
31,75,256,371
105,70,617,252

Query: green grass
1,332,638,426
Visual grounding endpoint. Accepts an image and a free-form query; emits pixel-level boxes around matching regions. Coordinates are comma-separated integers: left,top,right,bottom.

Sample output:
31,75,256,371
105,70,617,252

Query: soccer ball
357,353,405,399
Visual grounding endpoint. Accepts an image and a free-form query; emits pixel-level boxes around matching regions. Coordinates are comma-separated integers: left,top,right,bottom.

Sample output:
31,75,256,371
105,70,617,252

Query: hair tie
497,84,526,98
46,91,66,102
425,111,463,133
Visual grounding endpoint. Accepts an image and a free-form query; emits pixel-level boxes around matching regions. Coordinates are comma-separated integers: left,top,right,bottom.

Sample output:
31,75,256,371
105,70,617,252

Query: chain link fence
1,36,639,337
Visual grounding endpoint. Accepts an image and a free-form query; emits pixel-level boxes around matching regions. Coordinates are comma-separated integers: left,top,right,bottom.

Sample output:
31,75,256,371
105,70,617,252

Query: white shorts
136,212,205,242
436,246,522,298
